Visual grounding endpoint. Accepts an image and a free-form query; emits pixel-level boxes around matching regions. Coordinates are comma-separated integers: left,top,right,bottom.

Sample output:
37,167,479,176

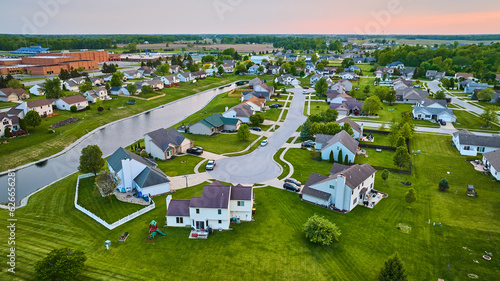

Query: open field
0,76,244,172
117,43,276,53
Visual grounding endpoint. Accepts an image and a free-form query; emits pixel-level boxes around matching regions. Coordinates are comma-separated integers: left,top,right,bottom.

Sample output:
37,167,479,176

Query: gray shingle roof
453,130,500,148
316,131,359,155
230,184,253,200
189,181,231,209
106,147,156,173
416,98,447,108
396,88,429,100
166,199,190,217
413,107,455,117
329,163,350,175
145,128,187,152
302,172,331,200
134,166,170,188
312,164,376,190
336,117,361,134
484,149,500,171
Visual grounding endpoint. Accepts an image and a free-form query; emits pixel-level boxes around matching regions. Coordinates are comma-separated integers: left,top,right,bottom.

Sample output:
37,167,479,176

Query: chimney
166,195,172,211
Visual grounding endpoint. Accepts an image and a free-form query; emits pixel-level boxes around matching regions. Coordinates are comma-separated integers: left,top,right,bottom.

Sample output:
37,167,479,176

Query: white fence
74,173,156,230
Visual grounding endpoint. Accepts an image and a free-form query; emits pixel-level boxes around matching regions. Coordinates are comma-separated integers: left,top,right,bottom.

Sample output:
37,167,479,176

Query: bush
70,105,77,112
85,105,91,110
4,127,11,137
35,248,86,281
438,179,449,191
97,106,104,112
140,151,149,158
303,214,341,246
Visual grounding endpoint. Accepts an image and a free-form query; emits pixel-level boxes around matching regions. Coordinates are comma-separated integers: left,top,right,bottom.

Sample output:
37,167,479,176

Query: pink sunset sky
1,0,499,34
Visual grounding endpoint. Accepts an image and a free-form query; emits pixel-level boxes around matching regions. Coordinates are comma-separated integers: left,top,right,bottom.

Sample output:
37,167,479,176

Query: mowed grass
283,148,333,183
360,132,392,146
0,75,244,171
181,133,258,154
273,148,289,180
261,107,282,121
77,177,145,223
306,101,330,116
354,148,401,170
155,155,205,176
454,110,500,131
0,133,499,280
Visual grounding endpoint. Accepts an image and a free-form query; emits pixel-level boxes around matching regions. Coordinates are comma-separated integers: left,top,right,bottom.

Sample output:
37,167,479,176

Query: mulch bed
50,118,80,129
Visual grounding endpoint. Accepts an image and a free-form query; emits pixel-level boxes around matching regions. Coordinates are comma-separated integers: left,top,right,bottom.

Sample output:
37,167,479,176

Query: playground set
455,184,477,197
145,220,166,243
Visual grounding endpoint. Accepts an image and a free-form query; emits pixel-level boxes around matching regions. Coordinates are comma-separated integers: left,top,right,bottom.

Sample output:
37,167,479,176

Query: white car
260,140,268,147
206,160,216,170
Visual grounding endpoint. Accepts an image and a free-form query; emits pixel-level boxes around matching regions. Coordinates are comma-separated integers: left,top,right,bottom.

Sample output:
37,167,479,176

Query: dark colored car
301,142,314,148
440,120,446,126
187,148,203,155
250,127,262,131
269,104,279,109
283,182,300,192
303,86,309,89
285,178,302,186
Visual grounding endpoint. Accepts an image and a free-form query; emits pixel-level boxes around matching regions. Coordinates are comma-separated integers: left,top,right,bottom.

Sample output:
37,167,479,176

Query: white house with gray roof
144,128,193,160
453,130,500,156
301,163,376,212
107,147,170,196
413,107,456,123
396,88,429,104
336,117,363,140
315,131,359,162
222,103,254,123
166,181,254,230
482,149,500,181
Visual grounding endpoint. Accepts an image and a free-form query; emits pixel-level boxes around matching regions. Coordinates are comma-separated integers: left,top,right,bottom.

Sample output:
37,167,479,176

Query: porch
359,189,387,209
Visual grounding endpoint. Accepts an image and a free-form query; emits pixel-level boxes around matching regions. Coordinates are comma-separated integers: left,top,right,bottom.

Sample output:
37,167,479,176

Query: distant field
352,38,500,45
117,43,275,53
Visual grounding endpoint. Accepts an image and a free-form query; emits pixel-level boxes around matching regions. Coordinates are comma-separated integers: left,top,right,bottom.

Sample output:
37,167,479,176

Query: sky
1,0,500,35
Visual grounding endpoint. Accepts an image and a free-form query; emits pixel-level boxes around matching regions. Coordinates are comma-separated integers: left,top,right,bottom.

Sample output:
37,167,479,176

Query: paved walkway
169,173,212,191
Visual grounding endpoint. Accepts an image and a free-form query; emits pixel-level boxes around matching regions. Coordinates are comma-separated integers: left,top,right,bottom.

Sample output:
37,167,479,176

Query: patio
469,160,489,172
359,189,387,209
114,191,151,206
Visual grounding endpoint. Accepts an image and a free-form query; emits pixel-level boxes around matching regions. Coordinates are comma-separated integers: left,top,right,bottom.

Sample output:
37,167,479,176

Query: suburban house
148,78,165,90
337,79,353,92
275,74,299,85
177,72,192,82
222,64,234,73
165,181,254,230
63,79,81,92
374,68,394,79
311,74,332,85
400,68,416,79
315,130,359,162
110,86,131,96
452,130,500,156
386,61,405,69
393,78,414,90
336,117,363,140
123,70,143,79
170,65,181,73
222,60,236,67
244,96,266,112
29,84,44,96
346,65,361,72
107,147,170,196
138,66,155,76
482,149,500,181
396,88,429,103
0,112,20,137
338,72,359,80
250,83,274,100
413,107,456,123
415,98,447,108
455,73,474,80
426,70,445,80
353,57,364,64
464,82,489,94
55,95,89,111
191,71,207,80
144,128,193,160
83,87,109,103
301,163,376,212
0,88,30,102
89,77,104,87
222,103,255,123
189,113,241,135
8,99,55,118
248,77,264,88
326,91,355,104
329,101,364,116
248,65,261,74
267,65,281,75
161,75,180,86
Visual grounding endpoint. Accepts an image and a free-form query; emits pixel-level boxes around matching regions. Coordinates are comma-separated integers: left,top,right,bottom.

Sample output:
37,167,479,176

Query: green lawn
350,103,440,128
0,76,244,172
155,155,204,176
360,132,392,147
261,108,282,121
181,133,258,154
273,148,290,180
283,148,333,183
279,109,288,122
306,101,330,116
354,148,401,170
77,177,145,223
287,137,296,144
454,110,500,131
0,133,500,280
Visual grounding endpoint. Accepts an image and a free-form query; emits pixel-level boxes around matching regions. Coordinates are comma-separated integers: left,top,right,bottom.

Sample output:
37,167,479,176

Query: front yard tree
405,188,416,209
477,88,494,102
78,81,93,93
237,124,250,141
35,248,87,281
393,146,410,170
78,145,105,176
303,214,341,246
362,96,383,115
438,179,450,191
341,58,354,69
314,78,328,97
41,78,64,99
379,253,408,281
127,83,138,95
479,108,498,128
381,169,389,184
110,72,124,87
341,123,354,137
434,90,446,99
300,120,313,141
25,110,42,129
96,170,121,202
249,114,264,125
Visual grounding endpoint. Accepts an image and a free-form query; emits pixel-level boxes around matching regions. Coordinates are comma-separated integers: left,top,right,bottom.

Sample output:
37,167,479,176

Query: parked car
301,142,314,148
440,120,447,126
276,104,284,108
269,104,279,109
303,86,309,89
283,182,300,192
187,147,203,155
250,127,262,132
285,178,302,186
194,146,204,152
206,160,216,170
260,140,268,147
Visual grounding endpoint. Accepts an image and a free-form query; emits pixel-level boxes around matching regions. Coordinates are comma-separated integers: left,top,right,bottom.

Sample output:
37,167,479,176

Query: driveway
208,87,307,184
427,80,484,115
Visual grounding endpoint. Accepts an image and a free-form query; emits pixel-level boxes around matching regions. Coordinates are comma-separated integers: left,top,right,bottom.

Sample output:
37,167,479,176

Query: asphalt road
427,80,484,115
208,87,307,184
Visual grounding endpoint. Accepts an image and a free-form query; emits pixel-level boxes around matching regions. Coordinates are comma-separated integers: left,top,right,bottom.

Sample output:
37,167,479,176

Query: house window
218,209,222,215
337,147,339,150
352,190,354,195
478,147,485,153
176,217,183,224
353,198,357,205
330,185,335,189
218,220,222,224
2,119,8,125
370,183,373,189
237,201,244,206
196,209,200,214
464,146,470,151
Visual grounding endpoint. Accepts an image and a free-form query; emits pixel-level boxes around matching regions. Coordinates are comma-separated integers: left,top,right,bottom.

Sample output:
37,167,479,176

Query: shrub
140,151,149,158
303,214,341,246
85,105,91,110
35,248,86,281
438,179,449,191
97,106,104,112
70,105,77,112
4,127,11,137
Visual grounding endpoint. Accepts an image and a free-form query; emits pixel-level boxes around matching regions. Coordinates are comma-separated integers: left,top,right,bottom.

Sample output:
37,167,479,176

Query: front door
196,221,204,230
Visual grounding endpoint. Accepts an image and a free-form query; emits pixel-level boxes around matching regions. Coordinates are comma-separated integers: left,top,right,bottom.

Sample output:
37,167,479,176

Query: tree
314,78,328,96
338,149,343,164
96,170,121,202
78,145,105,176
156,63,170,75
385,89,396,105
110,72,124,87
341,123,354,137
344,154,349,164
127,83,138,95
189,63,199,72
35,248,86,281
381,169,389,184
329,151,334,163
438,179,450,191
399,122,414,142
324,122,341,135
126,42,137,51
405,188,416,209
249,114,264,125
41,78,64,99
300,121,313,141
217,66,224,75
379,253,408,281
479,108,498,128
59,68,70,80
362,96,383,115
78,81,93,93
303,214,341,246
310,122,326,136
477,88,494,102
237,124,250,141
4,127,11,137
235,63,247,74
434,90,446,99
25,110,41,129
311,54,319,64
393,146,410,170
341,58,354,69
6,79,22,89
396,136,406,147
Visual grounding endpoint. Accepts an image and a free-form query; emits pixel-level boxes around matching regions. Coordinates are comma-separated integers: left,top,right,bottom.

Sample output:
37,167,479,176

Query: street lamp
183,174,189,188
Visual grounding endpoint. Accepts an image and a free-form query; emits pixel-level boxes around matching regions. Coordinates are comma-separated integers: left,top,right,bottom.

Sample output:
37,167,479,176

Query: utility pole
183,175,188,188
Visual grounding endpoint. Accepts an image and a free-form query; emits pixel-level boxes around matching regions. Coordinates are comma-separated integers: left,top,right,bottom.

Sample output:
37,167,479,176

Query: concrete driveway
208,87,307,184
